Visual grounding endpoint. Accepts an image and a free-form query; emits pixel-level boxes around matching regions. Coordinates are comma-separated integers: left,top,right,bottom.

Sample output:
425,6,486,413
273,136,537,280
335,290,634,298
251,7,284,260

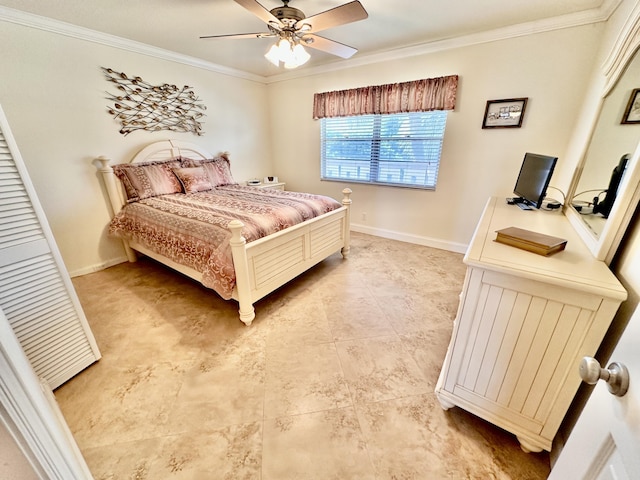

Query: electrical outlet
361,212,367,221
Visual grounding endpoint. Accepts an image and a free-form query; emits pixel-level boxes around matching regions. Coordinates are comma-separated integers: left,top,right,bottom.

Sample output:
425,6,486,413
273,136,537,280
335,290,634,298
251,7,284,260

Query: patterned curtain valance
312,75,458,119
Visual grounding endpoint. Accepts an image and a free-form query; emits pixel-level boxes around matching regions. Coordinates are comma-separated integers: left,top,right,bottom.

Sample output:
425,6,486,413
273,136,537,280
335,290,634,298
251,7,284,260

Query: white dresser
435,197,627,453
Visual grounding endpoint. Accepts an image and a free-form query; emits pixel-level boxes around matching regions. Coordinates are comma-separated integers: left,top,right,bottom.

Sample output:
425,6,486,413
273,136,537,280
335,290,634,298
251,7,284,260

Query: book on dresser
495,226,567,256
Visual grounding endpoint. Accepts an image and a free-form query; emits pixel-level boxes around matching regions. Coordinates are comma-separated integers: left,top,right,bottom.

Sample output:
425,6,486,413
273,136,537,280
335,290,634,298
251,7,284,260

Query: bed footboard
229,188,352,326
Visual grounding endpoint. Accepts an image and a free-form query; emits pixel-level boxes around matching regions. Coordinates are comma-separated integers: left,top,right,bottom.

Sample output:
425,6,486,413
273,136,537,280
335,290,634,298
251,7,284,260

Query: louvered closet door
0,106,100,389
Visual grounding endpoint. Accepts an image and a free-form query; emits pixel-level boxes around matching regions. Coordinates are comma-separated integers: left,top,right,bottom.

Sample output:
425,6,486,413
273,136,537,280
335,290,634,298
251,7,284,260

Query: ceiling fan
200,0,369,69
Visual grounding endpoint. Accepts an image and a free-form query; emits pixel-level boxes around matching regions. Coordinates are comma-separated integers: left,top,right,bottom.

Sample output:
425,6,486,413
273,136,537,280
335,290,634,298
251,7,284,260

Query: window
320,111,448,189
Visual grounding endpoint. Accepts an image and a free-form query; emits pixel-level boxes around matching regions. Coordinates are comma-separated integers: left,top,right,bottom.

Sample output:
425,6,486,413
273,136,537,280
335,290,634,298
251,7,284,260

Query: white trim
351,223,468,254
0,308,93,479
0,5,265,84
0,1,622,85
68,256,129,278
266,0,623,83
565,2,640,263
602,0,640,95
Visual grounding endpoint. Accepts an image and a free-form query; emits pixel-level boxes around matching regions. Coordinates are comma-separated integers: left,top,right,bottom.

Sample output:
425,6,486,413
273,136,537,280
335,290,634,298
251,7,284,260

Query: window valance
312,75,458,119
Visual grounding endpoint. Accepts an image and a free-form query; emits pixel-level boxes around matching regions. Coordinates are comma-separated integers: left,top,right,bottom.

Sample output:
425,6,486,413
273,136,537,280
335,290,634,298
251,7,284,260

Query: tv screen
513,152,558,209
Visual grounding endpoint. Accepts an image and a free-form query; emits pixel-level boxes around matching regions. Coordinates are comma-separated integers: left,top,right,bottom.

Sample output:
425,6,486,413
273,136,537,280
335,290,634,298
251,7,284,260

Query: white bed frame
97,140,351,325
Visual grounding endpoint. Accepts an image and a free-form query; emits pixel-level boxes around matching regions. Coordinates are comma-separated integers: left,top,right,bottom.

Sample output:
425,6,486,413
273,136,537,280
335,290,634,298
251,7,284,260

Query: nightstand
249,182,286,191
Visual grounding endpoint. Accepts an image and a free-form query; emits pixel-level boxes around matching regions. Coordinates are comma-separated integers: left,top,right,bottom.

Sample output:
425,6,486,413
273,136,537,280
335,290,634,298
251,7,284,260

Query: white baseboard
68,256,129,278
69,228,467,278
351,223,468,254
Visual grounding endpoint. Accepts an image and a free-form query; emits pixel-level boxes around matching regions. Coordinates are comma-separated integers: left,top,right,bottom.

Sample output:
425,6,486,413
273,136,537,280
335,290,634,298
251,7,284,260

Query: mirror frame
565,4,640,264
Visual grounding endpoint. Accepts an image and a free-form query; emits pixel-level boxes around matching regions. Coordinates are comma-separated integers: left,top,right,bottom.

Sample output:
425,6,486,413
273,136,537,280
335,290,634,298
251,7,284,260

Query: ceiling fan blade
234,0,282,27
297,1,368,33
303,34,358,59
200,32,275,40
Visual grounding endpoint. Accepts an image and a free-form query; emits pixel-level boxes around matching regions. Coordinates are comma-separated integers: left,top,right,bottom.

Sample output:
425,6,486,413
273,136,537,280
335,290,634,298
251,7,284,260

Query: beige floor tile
378,290,462,334
147,422,262,479
80,437,164,480
335,335,431,403
59,232,550,478
324,293,396,341
163,333,266,433
356,393,550,480
58,360,189,450
263,293,334,347
262,408,376,480
398,327,454,388
264,342,352,418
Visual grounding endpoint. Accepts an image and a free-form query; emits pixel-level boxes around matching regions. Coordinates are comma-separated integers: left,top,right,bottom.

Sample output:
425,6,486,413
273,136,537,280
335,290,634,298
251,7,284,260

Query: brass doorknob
579,356,629,397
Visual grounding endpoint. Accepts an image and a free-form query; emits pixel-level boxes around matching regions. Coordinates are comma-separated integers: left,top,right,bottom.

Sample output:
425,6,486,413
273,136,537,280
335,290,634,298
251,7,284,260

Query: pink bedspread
109,185,342,299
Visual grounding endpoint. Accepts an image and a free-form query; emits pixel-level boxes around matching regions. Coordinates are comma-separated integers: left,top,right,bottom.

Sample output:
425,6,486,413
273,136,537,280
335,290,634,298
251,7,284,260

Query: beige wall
0,21,272,276
3,0,640,470
267,25,604,250
0,8,623,271
0,413,38,480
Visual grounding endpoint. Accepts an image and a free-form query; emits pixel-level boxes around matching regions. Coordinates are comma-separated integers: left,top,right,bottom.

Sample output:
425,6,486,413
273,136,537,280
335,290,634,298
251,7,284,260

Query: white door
0,105,100,389
548,305,640,479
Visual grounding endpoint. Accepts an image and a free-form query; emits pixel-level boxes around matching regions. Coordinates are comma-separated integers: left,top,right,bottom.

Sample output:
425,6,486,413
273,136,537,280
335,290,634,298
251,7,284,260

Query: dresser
435,197,627,453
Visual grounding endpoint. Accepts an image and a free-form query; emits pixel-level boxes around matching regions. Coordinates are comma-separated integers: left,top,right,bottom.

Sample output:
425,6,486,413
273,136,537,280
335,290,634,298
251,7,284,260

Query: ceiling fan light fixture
211,0,368,69
264,42,281,66
285,43,310,69
264,37,309,69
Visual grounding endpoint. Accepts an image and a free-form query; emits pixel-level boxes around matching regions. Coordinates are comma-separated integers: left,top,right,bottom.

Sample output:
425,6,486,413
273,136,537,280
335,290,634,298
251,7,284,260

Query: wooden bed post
228,220,256,326
341,188,352,258
96,156,137,263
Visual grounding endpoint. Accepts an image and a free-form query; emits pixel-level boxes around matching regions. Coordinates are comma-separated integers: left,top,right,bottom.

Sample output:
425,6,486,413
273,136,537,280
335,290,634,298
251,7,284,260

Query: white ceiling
1,0,613,78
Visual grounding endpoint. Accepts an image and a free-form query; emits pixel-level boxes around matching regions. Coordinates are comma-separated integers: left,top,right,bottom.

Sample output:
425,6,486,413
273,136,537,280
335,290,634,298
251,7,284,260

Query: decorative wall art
621,88,640,124
482,97,528,129
102,67,206,136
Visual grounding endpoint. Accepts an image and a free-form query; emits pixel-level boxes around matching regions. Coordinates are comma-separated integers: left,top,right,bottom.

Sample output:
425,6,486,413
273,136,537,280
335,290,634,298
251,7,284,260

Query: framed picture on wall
621,88,640,124
482,97,528,129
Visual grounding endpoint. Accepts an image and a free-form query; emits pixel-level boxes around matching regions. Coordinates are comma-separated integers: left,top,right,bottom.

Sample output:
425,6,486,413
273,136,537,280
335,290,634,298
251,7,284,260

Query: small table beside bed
97,140,352,325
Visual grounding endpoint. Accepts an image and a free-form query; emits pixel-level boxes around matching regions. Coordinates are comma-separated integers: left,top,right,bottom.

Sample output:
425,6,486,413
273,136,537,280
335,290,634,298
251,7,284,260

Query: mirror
565,11,640,263
570,51,640,238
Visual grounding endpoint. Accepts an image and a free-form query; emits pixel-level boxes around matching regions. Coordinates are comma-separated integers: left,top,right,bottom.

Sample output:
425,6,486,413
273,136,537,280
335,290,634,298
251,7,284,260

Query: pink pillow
113,160,182,202
173,167,213,193
182,153,236,186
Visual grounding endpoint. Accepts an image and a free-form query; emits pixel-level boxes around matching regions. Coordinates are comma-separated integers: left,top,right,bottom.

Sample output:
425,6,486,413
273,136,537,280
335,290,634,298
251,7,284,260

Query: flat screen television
513,152,558,209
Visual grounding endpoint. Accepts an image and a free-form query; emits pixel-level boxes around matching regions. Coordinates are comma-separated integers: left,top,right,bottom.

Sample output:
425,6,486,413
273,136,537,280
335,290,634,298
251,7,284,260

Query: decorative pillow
173,167,213,193
182,153,236,186
112,160,182,202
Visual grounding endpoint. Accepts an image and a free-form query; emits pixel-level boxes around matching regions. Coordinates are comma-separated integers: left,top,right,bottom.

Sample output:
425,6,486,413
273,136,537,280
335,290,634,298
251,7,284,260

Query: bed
97,140,352,325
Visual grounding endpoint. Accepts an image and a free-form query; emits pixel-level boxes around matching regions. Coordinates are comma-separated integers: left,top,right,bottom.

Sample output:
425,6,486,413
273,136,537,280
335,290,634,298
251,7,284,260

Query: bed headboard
97,139,215,217
131,139,212,163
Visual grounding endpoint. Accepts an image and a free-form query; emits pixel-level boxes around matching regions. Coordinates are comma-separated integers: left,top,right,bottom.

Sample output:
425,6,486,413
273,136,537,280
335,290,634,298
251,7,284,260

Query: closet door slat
0,108,101,389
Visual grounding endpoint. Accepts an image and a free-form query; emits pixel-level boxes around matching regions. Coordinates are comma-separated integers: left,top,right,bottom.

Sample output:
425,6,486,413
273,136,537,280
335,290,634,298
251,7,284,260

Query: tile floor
56,232,551,479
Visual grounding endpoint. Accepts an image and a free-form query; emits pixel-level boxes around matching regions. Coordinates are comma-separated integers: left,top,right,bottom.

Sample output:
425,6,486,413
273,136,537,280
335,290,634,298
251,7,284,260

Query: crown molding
0,5,268,84
267,0,623,83
602,0,640,94
1,0,622,85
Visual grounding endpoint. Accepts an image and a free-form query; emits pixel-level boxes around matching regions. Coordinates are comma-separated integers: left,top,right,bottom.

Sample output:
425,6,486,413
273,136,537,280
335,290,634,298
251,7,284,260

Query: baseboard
351,223,468,254
69,228,467,278
68,256,129,278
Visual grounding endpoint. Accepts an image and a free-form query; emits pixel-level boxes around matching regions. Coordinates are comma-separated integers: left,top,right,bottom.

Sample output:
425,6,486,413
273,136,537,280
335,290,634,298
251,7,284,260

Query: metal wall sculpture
102,67,206,136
